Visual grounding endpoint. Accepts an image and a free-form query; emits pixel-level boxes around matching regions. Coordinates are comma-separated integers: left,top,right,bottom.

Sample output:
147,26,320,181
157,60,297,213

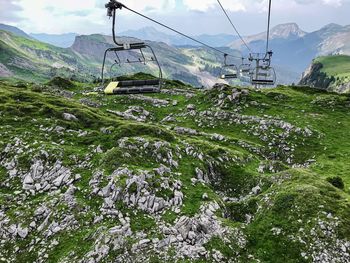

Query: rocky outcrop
1,79,350,263
300,61,350,93
299,62,334,90
70,35,112,60
334,82,350,93
107,106,151,122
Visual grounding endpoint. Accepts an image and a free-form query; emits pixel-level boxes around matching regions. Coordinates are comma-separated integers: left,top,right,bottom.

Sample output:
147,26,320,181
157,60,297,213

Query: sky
1,0,350,36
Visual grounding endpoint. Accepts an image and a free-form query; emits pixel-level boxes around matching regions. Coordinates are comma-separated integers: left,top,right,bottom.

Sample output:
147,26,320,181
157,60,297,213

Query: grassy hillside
0,77,349,262
0,30,89,82
300,55,350,93
0,28,301,86
0,30,220,86
315,55,350,79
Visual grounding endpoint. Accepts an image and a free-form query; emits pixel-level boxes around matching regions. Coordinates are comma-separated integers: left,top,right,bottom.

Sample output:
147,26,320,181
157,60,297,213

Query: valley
3,22,350,87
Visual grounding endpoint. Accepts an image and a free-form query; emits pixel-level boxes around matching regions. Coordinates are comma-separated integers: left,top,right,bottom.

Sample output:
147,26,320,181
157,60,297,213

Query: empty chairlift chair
238,58,252,83
220,54,238,80
250,52,276,86
101,1,163,95
251,66,276,85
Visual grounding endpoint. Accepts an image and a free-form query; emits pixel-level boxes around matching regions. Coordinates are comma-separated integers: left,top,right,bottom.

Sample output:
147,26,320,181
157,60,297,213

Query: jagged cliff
300,55,350,93
299,62,335,89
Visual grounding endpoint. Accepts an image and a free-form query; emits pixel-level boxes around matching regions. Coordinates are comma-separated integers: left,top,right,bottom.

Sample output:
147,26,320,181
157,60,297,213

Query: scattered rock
187,104,196,111
251,186,261,195
62,113,78,121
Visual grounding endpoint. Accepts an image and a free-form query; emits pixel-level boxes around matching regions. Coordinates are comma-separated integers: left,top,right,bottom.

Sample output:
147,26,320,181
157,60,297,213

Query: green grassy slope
0,78,349,262
0,30,88,82
315,55,350,78
300,55,350,93
1,29,298,87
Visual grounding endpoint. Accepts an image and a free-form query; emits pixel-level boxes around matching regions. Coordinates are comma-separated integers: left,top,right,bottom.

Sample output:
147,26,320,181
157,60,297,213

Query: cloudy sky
1,0,350,35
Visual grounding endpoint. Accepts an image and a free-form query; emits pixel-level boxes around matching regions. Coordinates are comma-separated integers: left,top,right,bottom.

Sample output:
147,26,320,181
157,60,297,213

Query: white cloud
13,0,180,34
123,0,176,11
2,0,350,35
14,0,105,34
182,0,350,12
322,0,343,6
0,0,23,23
183,0,246,12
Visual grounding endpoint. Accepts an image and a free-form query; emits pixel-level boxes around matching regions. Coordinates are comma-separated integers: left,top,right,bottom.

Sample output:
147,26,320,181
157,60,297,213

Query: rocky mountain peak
321,23,343,31
270,23,306,39
71,34,112,59
315,23,347,39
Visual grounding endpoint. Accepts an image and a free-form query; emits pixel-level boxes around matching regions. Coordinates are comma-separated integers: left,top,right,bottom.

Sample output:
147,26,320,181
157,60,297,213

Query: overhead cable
116,2,244,59
216,0,253,53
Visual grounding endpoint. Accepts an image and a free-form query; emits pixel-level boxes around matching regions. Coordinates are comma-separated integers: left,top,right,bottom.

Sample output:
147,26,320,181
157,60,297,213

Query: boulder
17,226,28,239
187,104,196,111
63,113,78,121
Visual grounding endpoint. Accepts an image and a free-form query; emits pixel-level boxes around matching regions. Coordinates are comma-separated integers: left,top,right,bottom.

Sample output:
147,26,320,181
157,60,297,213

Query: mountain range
21,27,238,49
1,22,350,86
29,33,79,48
0,23,32,39
119,27,239,47
0,29,223,86
230,23,350,73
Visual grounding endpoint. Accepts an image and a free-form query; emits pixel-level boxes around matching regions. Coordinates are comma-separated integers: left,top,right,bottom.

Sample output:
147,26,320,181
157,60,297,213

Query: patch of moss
155,188,174,200
47,76,76,89
0,165,7,181
114,123,175,142
47,228,95,262
226,198,258,223
162,211,178,224
130,212,157,232
204,236,236,259
209,163,258,197
128,182,138,194
245,170,350,263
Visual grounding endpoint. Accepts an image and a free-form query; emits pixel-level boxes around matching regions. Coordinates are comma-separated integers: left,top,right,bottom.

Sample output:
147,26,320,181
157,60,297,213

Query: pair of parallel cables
116,0,273,60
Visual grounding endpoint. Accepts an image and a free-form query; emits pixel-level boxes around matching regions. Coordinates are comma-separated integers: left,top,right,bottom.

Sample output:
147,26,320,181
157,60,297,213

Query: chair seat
251,79,275,85
221,74,237,79
108,43,146,51
104,80,160,95
113,86,160,94
118,79,160,87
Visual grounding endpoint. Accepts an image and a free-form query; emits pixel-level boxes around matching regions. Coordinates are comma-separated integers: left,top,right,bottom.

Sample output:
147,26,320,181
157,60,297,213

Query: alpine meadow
0,0,350,262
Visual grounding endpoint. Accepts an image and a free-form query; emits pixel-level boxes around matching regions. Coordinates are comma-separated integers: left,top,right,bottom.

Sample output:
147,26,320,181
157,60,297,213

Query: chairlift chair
251,66,276,85
250,51,276,86
238,58,252,83
101,0,163,95
219,54,238,80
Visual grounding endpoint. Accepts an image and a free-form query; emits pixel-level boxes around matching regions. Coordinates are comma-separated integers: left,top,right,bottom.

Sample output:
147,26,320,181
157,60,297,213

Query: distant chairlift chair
101,0,163,95
238,58,252,83
220,54,238,80
250,51,276,86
